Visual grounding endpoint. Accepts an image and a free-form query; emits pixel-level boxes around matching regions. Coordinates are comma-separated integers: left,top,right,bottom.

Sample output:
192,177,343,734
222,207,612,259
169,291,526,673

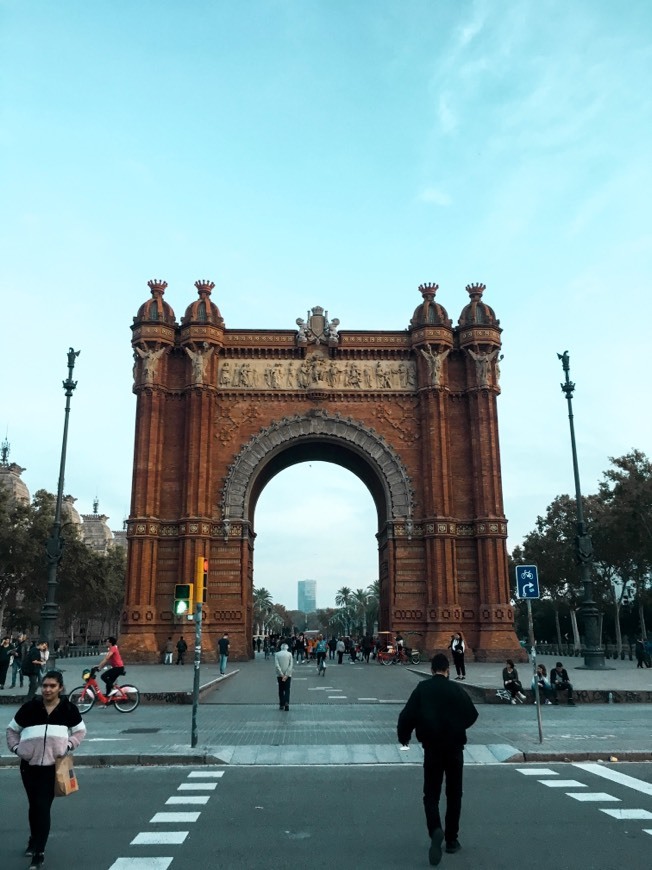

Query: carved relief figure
135,345,166,384
468,348,499,388
296,318,309,344
219,361,232,387
345,362,361,388
327,318,340,343
325,361,339,388
185,343,213,383
363,366,373,389
297,361,311,389
495,354,504,384
285,362,295,388
419,344,450,387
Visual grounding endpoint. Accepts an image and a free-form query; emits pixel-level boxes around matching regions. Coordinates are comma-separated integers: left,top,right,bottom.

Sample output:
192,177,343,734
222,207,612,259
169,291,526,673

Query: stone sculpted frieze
217,358,416,391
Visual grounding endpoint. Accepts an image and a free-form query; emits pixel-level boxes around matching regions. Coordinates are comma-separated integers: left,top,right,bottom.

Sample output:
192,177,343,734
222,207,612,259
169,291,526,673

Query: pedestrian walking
274,642,293,711
336,637,345,664
218,633,230,674
11,633,27,689
397,653,478,866
448,632,466,680
23,640,46,701
6,669,86,869
328,636,337,660
176,635,188,665
163,636,174,665
635,636,651,668
0,636,11,688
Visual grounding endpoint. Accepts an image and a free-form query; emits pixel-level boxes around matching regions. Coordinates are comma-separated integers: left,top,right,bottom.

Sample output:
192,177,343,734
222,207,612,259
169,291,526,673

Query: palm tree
351,588,369,635
335,586,352,608
335,586,353,634
253,587,273,635
366,580,380,634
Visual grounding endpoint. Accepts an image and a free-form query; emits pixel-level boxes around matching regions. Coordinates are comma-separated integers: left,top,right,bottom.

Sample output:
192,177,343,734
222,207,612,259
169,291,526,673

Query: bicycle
69,666,140,714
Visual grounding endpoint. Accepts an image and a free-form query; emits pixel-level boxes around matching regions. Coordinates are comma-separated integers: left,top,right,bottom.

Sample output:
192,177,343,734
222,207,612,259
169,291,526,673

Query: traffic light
195,556,208,605
174,583,193,617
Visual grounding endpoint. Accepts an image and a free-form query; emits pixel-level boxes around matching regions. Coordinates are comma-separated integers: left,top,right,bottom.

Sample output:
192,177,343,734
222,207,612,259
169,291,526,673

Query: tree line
511,450,652,652
0,486,126,642
252,582,380,638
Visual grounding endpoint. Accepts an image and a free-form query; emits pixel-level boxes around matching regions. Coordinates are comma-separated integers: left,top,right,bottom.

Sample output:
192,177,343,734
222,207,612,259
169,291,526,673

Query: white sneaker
511,699,517,704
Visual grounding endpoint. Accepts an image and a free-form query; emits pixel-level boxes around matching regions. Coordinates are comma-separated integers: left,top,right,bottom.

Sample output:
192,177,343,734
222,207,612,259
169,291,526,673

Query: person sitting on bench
551,661,576,705
531,664,554,704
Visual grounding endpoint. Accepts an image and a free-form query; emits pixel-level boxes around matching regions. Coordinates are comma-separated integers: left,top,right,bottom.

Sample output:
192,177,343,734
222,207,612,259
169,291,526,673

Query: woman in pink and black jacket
6,668,86,869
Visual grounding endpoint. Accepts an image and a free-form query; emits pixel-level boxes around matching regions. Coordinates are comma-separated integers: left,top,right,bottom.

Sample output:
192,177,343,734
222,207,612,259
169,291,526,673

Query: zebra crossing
515,762,652,833
107,769,224,869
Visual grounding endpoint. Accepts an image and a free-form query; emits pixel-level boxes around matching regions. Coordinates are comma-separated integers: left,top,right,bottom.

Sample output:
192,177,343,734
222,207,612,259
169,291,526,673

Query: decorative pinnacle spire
418,282,439,301
465,282,486,299
93,496,99,515
147,279,168,296
1,436,9,466
194,280,215,296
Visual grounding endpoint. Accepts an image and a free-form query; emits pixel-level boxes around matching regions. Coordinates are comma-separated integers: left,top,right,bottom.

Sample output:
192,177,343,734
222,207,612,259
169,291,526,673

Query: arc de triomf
122,279,520,662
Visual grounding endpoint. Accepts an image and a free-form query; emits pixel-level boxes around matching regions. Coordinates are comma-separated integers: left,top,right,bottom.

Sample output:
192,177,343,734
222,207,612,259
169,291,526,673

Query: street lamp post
41,348,80,667
557,350,605,669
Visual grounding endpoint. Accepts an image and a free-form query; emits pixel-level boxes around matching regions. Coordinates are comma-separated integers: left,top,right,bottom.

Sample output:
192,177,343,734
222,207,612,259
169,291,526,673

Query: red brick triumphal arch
122,278,521,662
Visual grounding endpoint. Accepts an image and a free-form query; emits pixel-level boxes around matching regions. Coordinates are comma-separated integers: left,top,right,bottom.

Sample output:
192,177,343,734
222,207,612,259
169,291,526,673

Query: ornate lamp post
41,348,81,666
558,351,606,669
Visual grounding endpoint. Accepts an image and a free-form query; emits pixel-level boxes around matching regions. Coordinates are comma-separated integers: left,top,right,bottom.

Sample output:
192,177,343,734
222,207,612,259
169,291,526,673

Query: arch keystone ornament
122,279,523,662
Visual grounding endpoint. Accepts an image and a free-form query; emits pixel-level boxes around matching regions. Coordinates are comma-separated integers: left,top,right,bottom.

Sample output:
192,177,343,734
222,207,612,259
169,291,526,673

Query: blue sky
2,1,650,609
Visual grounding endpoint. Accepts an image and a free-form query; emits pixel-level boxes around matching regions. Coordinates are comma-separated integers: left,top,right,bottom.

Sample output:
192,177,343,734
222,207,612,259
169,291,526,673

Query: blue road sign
515,565,540,599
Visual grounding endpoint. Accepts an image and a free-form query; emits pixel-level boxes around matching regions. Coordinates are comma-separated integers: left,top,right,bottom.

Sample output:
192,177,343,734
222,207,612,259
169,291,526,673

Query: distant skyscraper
298,579,317,612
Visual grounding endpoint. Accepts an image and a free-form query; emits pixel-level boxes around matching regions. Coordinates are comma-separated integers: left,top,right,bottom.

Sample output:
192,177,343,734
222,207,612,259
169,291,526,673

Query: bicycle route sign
515,565,540,599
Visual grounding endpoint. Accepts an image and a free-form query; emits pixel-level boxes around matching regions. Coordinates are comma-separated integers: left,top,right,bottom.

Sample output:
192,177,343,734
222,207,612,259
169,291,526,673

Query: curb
0,753,228,768
515,751,652,763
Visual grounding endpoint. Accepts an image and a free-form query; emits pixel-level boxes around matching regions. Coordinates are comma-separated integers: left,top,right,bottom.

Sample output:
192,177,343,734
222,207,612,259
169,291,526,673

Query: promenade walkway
1,652,650,766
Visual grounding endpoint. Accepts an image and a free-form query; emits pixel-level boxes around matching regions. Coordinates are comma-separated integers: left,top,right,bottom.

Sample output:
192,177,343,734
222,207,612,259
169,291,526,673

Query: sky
1,1,650,611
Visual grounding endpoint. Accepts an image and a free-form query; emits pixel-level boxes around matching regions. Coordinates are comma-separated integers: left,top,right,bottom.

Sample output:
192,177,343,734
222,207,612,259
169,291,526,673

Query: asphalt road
2,762,652,869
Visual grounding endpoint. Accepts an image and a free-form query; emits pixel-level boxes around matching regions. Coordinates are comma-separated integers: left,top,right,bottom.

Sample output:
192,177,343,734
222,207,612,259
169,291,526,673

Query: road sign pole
527,599,543,744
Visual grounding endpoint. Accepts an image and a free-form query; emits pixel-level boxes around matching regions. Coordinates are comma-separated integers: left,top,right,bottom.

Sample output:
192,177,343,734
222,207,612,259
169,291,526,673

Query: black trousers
452,652,465,677
101,666,125,695
422,744,464,843
277,676,291,707
20,761,56,853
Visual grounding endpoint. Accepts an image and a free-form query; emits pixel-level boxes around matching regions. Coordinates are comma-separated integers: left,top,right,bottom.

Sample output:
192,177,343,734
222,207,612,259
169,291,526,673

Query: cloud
437,93,457,133
458,0,488,47
418,187,452,206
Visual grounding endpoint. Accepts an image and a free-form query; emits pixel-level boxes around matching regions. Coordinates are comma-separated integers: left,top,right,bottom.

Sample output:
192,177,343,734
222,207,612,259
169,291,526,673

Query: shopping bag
54,755,79,797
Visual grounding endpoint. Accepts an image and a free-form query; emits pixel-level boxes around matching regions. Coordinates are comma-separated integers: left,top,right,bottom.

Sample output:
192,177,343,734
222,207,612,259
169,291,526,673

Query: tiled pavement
2,653,651,766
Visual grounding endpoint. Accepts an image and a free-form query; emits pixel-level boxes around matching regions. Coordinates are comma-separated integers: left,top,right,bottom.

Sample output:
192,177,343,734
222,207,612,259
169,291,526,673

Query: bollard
608,692,613,704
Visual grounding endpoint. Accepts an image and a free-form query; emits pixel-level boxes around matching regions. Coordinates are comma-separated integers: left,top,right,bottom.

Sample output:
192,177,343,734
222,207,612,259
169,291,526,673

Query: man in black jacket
397,653,478,866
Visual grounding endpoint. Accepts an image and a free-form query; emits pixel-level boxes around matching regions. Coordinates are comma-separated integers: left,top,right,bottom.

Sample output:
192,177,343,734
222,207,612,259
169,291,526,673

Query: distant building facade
298,579,317,613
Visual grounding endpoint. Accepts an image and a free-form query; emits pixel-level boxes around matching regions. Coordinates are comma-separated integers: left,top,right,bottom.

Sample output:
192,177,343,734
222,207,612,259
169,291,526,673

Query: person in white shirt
274,643,293,711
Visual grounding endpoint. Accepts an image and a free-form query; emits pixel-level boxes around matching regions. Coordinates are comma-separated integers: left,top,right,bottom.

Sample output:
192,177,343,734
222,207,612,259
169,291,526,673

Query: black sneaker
428,828,444,866
446,839,462,854
29,853,45,869
24,840,34,857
